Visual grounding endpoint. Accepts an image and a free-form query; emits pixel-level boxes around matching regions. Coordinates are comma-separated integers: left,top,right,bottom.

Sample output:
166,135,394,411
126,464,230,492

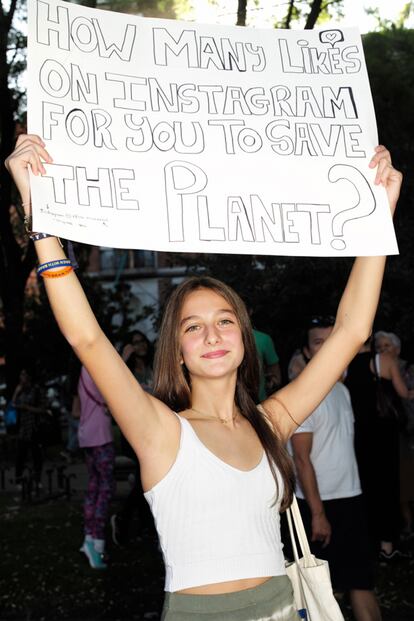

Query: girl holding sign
6,136,400,620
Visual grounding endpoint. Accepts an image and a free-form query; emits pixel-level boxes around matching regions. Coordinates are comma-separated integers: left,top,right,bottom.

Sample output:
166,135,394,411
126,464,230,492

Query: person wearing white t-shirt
290,317,382,621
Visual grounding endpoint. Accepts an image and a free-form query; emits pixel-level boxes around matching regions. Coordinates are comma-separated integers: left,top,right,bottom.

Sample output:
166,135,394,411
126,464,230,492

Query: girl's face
19,370,30,386
376,337,399,358
179,288,244,380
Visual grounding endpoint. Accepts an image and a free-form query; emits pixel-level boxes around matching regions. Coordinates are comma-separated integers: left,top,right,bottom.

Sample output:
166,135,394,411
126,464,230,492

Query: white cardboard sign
27,0,398,256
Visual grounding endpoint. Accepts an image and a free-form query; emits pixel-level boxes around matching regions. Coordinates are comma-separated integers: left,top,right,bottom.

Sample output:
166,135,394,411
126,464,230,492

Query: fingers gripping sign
5,135,53,204
370,145,402,212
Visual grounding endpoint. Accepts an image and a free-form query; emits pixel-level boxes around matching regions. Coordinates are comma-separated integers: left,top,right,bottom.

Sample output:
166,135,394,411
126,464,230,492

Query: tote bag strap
286,504,300,562
287,495,318,568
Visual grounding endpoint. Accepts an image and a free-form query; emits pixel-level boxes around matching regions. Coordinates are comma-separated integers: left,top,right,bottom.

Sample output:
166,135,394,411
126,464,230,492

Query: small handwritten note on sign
28,0,398,256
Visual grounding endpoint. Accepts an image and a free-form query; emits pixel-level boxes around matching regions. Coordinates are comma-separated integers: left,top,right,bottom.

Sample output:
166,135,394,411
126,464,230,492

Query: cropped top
144,415,286,592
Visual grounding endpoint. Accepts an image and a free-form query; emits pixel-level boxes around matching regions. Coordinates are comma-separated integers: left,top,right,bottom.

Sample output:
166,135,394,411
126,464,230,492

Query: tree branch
284,0,295,28
6,0,18,31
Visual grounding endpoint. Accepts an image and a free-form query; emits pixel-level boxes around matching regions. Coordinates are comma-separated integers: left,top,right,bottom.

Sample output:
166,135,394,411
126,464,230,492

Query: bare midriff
176,576,272,595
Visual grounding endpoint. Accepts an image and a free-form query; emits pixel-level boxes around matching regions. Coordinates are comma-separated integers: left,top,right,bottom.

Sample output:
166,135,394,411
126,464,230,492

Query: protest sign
27,0,398,256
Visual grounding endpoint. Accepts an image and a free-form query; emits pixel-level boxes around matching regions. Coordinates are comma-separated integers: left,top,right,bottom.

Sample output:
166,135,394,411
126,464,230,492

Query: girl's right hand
5,134,53,209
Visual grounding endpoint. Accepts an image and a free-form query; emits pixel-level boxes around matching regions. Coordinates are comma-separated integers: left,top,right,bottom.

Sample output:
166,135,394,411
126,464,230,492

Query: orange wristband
41,266,73,279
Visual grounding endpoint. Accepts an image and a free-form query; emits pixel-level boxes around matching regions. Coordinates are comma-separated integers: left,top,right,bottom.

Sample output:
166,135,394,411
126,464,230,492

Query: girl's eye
185,324,199,333
219,318,233,326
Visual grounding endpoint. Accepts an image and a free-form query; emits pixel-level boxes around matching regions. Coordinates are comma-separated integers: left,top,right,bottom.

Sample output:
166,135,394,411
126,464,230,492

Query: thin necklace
188,406,238,425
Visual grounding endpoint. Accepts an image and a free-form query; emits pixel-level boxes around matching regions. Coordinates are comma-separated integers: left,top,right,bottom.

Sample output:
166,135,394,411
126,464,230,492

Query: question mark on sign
329,164,376,251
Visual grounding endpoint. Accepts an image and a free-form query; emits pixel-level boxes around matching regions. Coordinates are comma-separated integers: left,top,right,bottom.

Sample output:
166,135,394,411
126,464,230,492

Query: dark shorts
161,575,299,621
297,494,376,591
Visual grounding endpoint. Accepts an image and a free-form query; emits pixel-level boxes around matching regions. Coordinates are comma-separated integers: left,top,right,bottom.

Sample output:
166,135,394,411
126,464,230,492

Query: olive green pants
161,575,299,620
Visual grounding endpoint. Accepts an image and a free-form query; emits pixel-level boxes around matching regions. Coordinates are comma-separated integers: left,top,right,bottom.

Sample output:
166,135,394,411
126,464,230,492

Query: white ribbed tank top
144,415,286,592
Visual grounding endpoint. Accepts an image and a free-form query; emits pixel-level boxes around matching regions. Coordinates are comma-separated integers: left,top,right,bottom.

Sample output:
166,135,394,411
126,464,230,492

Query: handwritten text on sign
28,0,398,256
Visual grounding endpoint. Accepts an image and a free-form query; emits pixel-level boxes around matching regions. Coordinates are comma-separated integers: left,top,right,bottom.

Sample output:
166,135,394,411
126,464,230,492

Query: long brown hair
153,276,294,511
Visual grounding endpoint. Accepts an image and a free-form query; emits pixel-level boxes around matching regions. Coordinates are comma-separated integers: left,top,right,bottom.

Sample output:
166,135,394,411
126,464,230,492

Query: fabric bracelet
41,266,73,279
37,259,72,275
30,232,55,242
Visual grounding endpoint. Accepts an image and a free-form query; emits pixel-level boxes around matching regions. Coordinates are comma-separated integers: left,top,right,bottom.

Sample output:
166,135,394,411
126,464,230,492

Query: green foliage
366,2,413,31
273,0,345,29
74,0,190,18
363,29,414,354
4,1,27,120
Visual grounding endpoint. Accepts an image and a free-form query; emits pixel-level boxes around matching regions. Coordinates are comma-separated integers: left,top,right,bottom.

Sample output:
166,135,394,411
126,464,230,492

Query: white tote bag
285,496,344,621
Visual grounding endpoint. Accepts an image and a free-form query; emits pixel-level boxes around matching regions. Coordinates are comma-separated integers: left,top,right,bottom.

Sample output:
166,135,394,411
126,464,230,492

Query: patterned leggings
83,443,115,540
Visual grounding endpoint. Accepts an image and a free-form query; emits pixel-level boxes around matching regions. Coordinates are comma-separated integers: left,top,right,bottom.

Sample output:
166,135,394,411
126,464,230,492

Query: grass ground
0,492,413,620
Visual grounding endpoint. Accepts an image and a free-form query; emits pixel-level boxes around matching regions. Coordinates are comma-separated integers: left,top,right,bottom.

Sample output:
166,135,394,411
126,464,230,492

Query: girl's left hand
369,145,403,216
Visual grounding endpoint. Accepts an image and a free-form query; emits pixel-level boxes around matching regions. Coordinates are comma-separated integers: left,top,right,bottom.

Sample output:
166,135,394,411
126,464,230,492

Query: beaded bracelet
37,259,72,276
41,266,73,279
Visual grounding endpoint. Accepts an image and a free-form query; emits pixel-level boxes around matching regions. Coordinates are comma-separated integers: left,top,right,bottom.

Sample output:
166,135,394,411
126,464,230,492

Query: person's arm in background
291,432,331,547
71,395,81,419
386,354,414,399
263,334,281,391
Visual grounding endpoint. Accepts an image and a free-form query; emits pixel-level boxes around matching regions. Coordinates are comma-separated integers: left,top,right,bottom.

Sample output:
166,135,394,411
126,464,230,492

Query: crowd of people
4,136,410,620
6,317,414,618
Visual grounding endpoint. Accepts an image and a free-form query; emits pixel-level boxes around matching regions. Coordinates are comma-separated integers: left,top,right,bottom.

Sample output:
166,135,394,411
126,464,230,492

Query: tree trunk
304,0,323,29
236,0,247,26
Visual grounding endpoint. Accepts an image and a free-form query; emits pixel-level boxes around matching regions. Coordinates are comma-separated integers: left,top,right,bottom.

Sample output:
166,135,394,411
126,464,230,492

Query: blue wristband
37,259,72,275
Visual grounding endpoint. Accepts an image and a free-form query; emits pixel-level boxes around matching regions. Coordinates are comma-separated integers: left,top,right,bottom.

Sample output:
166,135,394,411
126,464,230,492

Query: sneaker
81,540,107,570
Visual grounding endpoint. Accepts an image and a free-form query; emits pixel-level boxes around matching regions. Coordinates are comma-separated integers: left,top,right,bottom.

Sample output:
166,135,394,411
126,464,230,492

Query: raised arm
5,135,177,460
263,146,403,440
384,354,412,399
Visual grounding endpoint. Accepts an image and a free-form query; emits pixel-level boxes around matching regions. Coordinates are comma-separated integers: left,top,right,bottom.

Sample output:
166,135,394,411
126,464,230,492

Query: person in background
346,335,414,561
78,365,115,570
111,331,154,545
254,329,281,402
287,349,307,382
60,357,82,463
375,331,414,541
290,317,381,621
123,330,154,390
13,369,49,490
248,308,281,400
